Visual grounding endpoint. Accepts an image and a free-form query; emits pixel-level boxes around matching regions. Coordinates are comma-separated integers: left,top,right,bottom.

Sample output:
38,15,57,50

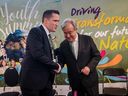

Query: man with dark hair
58,18,101,96
20,10,61,96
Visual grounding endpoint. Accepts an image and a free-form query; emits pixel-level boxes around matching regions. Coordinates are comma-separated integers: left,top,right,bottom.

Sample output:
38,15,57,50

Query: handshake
53,58,61,74
54,63,61,73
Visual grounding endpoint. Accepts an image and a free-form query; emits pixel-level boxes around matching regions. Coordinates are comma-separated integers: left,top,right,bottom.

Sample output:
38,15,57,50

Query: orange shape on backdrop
97,54,122,68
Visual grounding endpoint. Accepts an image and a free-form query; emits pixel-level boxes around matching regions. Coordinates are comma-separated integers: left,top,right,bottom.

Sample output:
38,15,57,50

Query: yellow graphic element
76,12,128,29
99,36,128,50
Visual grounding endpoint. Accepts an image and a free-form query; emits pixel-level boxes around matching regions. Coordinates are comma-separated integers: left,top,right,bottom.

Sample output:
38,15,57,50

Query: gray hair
61,18,77,30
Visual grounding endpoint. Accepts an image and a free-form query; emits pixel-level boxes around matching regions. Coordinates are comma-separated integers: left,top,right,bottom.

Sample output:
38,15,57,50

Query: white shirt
42,24,50,38
70,34,78,59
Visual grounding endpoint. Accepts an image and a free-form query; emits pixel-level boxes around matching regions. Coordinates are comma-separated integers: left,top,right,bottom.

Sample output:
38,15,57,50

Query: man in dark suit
20,10,61,96
58,18,101,96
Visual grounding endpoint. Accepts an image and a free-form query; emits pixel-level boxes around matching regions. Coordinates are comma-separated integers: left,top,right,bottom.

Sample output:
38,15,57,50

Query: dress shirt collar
69,33,78,59
42,24,50,36
71,33,78,43
75,33,78,42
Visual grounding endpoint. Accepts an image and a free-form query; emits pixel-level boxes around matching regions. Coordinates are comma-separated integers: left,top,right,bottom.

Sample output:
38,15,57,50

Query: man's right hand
54,63,61,73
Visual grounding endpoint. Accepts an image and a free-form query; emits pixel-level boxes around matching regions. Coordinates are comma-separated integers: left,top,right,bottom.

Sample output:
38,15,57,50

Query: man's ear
43,18,49,25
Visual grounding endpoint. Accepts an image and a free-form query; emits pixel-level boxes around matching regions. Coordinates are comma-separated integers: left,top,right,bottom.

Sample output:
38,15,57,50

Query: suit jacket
58,34,101,90
20,25,58,89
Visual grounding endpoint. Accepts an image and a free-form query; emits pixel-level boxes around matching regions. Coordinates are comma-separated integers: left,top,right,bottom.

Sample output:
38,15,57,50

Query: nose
66,34,70,38
56,22,59,26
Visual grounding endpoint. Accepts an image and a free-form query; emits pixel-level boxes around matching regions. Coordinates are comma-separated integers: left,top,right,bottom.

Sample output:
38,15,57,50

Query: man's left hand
81,66,90,76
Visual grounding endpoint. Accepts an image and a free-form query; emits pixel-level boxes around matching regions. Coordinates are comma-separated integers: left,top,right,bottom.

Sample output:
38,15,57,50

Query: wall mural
0,0,128,86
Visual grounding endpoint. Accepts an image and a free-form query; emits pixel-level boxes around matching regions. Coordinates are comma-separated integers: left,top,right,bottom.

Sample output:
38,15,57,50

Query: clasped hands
81,66,90,76
54,63,61,73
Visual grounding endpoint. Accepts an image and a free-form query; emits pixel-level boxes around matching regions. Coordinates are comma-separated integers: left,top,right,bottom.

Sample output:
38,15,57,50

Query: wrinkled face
44,13,60,32
63,23,77,42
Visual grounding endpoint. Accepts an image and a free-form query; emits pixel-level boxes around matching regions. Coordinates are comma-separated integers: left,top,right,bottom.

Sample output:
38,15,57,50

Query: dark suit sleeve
87,37,101,72
0,56,3,60
56,45,65,69
27,28,58,70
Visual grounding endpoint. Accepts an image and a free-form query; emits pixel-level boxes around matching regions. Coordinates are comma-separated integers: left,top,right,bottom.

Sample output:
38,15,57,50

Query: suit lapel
39,25,52,58
65,40,76,60
40,25,51,47
77,34,82,61
39,25,49,43
65,35,82,61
